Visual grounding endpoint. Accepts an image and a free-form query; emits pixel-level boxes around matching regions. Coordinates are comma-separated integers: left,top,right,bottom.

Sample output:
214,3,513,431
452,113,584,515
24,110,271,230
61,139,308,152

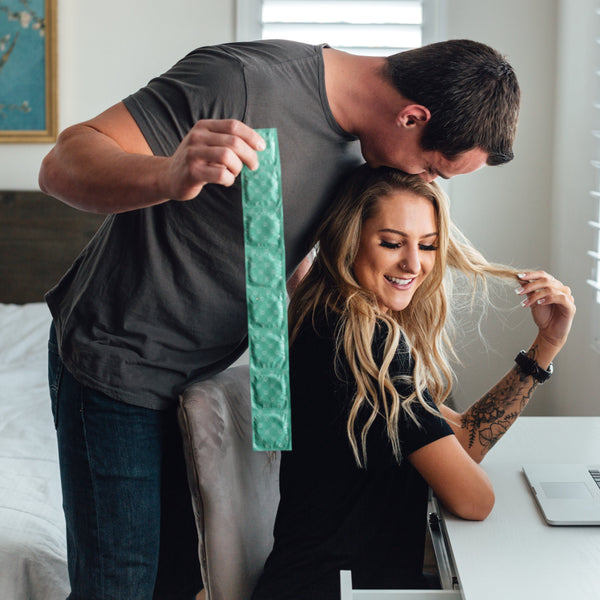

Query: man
39,38,519,600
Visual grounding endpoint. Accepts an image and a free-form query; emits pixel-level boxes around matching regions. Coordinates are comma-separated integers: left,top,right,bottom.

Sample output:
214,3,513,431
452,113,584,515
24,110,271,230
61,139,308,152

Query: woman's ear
396,104,431,128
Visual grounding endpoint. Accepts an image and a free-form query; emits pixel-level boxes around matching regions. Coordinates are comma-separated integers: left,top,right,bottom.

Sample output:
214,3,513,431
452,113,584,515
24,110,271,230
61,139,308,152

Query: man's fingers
167,119,266,200
185,120,264,172
202,119,266,151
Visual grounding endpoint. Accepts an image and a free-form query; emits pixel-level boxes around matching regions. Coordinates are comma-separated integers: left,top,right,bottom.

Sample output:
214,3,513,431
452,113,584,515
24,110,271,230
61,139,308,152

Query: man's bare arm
39,102,265,214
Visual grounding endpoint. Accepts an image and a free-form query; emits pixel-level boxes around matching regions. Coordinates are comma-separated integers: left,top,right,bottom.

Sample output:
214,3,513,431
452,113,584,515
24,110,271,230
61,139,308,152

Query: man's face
360,127,489,182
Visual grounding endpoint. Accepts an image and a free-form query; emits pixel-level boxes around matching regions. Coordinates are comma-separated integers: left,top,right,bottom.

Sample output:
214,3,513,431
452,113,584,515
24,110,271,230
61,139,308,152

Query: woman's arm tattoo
460,365,538,452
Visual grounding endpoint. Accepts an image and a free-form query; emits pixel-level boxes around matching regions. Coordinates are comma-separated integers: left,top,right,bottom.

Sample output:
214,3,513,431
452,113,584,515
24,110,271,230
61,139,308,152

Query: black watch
514,350,553,383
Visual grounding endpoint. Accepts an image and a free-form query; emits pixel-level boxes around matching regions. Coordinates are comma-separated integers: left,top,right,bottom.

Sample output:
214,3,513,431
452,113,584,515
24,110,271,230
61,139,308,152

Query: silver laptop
522,464,600,526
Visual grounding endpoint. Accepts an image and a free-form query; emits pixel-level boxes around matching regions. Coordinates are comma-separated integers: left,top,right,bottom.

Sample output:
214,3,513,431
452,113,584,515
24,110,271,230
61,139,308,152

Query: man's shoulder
186,39,323,69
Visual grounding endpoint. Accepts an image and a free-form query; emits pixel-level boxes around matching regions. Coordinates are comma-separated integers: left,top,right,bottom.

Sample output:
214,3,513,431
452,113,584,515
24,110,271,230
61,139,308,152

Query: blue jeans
48,324,202,600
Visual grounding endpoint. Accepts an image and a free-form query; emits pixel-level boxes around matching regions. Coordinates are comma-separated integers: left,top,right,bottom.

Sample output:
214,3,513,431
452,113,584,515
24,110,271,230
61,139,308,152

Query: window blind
261,0,422,55
590,149,600,304
589,6,600,352
589,8,600,304
237,0,438,55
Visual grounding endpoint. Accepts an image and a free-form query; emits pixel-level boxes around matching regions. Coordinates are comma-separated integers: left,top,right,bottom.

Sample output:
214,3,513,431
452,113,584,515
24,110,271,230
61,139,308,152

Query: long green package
241,128,291,451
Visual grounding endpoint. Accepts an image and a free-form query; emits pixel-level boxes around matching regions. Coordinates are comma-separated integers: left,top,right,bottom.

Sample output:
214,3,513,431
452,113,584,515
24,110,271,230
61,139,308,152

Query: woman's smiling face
352,189,438,313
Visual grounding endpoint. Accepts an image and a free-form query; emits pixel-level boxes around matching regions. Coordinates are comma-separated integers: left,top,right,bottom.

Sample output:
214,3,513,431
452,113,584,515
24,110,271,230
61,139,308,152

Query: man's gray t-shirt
46,40,363,409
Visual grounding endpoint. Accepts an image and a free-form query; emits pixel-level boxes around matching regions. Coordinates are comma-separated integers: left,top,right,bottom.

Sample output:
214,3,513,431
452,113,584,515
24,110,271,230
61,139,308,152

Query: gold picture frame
0,0,57,143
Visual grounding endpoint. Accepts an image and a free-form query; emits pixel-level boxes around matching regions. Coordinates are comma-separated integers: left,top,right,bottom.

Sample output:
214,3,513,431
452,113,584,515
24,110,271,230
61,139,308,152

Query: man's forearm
39,124,170,214
40,112,265,215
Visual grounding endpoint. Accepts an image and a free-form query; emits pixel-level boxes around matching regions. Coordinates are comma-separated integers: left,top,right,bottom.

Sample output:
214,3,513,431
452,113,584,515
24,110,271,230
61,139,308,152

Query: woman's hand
516,271,576,353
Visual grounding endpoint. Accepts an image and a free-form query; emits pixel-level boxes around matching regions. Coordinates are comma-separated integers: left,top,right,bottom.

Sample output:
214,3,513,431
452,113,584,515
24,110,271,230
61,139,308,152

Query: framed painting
0,0,57,142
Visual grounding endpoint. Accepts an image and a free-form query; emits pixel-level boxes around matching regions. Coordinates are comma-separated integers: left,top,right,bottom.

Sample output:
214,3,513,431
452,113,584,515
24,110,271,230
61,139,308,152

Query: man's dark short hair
386,39,520,166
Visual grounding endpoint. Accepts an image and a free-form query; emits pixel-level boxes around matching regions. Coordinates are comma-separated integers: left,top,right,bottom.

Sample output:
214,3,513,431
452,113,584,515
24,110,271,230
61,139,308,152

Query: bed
0,190,279,600
0,190,104,600
0,189,278,600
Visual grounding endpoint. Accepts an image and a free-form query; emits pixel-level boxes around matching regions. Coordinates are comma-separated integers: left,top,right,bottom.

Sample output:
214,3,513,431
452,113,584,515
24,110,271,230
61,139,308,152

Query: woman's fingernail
518,273,527,279
537,298,546,305
515,287,524,295
521,298,529,307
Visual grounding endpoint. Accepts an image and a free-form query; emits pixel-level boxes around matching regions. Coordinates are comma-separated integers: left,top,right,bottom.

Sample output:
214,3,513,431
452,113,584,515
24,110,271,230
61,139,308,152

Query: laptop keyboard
590,469,600,489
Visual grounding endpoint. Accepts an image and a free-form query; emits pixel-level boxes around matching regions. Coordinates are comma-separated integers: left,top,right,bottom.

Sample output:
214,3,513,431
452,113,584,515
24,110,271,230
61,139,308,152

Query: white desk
433,417,600,600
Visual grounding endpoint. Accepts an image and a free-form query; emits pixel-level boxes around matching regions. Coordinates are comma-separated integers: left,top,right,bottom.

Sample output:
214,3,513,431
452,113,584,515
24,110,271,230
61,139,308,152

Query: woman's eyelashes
379,239,437,251
379,240,401,249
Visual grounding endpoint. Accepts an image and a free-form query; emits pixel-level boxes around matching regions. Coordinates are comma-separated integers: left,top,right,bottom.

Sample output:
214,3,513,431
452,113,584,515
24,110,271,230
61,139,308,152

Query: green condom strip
241,128,292,451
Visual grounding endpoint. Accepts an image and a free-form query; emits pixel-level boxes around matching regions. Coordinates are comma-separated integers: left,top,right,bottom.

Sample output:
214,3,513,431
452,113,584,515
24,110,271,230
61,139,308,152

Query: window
590,5,600,352
236,0,446,52
588,178,600,304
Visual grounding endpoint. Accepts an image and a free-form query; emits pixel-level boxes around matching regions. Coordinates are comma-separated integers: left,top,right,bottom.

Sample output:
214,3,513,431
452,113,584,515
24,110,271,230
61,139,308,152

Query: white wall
444,0,600,416
548,0,600,415
0,0,236,190
443,0,560,411
2,0,598,414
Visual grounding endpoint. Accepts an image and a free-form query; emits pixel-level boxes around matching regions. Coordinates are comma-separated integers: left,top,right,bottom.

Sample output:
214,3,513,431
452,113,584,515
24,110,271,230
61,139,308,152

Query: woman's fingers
515,271,573,308
515,271,576,349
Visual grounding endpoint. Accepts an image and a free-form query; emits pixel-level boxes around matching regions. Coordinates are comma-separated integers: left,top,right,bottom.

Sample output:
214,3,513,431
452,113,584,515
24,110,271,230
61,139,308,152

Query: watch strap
514,350,553,383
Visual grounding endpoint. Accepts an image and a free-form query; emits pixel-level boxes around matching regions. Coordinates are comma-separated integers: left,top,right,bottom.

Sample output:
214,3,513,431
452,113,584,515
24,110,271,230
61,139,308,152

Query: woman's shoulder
290,306,344,374
295,305,341,340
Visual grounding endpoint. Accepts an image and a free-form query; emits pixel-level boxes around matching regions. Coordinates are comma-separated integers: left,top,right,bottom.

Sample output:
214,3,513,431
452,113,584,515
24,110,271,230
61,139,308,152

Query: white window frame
236,0,262,42
236,0,447,46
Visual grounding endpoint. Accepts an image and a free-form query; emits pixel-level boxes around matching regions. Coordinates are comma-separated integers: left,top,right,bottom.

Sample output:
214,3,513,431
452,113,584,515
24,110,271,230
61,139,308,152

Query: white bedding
0,303,69,600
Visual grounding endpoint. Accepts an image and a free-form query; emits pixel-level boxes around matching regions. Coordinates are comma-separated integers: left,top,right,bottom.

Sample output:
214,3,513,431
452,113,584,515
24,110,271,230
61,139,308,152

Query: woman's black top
252,311,453,599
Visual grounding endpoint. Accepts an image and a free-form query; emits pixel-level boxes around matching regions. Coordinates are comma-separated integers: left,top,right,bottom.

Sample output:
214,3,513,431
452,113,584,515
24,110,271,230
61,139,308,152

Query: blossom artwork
0,0,56,142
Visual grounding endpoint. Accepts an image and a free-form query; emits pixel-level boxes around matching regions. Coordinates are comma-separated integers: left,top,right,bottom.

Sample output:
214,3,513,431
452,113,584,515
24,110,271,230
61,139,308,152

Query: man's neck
322,48,403,135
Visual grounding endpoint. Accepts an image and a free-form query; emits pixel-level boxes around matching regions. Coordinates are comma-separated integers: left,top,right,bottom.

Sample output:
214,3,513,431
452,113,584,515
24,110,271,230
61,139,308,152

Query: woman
251,166,575,599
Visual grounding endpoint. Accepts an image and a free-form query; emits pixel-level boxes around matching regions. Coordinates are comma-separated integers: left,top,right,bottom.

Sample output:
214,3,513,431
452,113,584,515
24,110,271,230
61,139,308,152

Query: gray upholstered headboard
0,191,105,304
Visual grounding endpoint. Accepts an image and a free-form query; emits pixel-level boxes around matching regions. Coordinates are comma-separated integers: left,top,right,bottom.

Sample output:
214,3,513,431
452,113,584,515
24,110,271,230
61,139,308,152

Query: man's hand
166,119,266,201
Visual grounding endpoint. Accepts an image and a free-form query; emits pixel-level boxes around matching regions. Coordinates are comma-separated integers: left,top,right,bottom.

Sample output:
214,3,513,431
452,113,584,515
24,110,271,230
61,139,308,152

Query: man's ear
396,104,431,128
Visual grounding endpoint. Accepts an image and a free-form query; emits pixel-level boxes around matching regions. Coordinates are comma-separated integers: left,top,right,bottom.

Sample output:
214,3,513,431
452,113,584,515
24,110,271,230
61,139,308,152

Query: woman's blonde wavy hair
288,165,521,467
